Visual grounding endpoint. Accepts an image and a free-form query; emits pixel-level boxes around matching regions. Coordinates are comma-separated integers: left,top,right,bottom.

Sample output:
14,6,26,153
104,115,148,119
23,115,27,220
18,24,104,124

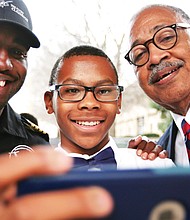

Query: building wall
114,81,163,138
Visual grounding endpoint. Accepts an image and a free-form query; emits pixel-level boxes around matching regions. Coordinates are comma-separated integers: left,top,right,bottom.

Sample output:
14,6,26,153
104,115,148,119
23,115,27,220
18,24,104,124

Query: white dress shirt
171,108,190,167
55,137,175,170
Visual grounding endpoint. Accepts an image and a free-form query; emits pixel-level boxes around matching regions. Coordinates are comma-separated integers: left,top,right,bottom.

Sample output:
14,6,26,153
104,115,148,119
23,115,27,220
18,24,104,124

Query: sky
9,0,190,137
21,0,190,85
24,0,190,49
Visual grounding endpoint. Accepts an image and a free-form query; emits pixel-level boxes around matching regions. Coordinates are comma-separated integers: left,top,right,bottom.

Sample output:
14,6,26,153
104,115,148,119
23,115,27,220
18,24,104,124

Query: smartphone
18,167,190,220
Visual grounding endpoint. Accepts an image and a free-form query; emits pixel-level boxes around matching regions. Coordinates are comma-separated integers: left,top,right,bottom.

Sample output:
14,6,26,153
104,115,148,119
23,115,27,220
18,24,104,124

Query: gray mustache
149,60,184,85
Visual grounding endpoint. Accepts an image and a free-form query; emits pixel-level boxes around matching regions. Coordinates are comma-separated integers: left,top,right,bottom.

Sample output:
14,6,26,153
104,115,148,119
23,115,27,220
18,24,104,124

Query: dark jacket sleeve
0,104,50,154
157,120,178,162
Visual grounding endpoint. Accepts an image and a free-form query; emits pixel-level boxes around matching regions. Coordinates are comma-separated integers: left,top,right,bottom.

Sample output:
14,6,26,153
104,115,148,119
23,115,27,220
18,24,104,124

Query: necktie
73,147,117,171
181,119,190,159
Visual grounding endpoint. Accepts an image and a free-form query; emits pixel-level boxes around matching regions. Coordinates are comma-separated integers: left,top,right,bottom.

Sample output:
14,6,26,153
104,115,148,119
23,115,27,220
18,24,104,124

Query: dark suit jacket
157,120,178,163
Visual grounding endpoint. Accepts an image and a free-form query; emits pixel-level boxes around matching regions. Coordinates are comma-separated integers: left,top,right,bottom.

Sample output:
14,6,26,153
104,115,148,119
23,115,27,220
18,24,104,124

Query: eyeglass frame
49,84,124,102
124,23,190,67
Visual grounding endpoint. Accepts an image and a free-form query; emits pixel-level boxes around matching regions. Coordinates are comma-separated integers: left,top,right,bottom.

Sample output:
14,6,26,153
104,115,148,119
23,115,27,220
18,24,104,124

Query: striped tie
181,119,190,159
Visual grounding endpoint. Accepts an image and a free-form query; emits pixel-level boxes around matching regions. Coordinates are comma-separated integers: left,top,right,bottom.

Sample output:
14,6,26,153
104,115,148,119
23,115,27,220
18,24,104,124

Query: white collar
171,108,190,136
55,137,114,159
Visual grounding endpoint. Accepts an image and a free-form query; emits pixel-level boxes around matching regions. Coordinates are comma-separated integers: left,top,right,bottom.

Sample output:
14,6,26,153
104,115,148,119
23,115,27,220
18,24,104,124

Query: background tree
150,102,172,133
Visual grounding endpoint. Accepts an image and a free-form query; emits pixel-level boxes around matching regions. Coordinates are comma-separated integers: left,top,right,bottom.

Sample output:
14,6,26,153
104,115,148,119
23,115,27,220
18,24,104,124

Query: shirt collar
171,108,190,136
55,136,114,159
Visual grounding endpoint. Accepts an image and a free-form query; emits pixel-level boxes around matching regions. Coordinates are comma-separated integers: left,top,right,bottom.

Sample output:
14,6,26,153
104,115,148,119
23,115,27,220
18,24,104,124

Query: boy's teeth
0,81,6,87
76,121,100,126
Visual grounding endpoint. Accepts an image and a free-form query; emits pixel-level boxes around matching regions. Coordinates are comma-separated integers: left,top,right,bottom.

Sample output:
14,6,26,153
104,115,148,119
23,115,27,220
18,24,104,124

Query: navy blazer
157,120,178,163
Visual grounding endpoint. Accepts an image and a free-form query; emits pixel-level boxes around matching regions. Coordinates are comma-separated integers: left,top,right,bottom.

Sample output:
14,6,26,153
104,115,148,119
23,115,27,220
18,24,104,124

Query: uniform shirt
0,104,49,155
171,109,190,167
55,137,175,170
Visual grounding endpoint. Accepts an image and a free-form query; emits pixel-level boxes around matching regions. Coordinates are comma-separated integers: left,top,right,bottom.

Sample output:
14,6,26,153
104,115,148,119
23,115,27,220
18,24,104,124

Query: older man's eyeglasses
49,84,124,102
124,23,190,67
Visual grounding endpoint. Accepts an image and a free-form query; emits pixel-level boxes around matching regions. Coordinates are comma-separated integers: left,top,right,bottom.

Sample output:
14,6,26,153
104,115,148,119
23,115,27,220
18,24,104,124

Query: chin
79,143,101,154
80,144,98,150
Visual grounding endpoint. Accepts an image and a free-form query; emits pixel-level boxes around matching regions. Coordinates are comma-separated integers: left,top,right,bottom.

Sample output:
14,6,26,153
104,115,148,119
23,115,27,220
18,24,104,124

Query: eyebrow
61,78,115,86
152,24,167,32
130,24,167,48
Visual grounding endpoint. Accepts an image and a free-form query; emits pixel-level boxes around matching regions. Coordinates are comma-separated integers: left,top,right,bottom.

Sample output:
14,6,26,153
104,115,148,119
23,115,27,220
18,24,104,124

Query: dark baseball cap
0,0,40,48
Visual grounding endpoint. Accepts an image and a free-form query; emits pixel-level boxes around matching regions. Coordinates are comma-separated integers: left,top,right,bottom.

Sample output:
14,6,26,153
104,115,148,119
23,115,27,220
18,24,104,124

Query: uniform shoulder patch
21,115,49,141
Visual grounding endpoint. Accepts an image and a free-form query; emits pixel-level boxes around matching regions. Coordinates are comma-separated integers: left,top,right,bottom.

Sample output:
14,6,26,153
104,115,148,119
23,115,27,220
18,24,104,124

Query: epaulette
21,115,49,141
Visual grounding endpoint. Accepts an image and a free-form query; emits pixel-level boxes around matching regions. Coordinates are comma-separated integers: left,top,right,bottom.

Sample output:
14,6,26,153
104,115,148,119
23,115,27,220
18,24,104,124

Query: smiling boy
44,45,174,170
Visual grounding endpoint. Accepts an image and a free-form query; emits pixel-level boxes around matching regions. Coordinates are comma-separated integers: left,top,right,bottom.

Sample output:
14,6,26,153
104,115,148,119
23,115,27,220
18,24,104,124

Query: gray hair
131,4,190,25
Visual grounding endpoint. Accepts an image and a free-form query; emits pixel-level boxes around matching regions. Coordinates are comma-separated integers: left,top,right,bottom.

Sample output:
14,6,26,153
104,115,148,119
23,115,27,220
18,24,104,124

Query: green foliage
150,101,172,133
142,133,160,138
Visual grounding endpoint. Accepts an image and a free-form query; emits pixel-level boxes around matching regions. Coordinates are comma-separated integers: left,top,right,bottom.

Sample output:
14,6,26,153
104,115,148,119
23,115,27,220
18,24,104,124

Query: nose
147,43,171,68
0,48,13,71
78,91,101,110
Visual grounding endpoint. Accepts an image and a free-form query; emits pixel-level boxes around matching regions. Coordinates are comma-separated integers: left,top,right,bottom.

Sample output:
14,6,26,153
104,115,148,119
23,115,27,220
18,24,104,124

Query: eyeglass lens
58,85,120,102
128,26,177,66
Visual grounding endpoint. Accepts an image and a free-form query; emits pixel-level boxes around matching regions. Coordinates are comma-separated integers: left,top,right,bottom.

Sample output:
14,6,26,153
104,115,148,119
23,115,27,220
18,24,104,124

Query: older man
125,4,190,167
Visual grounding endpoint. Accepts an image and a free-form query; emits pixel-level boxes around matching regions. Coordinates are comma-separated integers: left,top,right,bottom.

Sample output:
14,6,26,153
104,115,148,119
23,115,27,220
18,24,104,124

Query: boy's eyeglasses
124,23,190,67
49,84,124,102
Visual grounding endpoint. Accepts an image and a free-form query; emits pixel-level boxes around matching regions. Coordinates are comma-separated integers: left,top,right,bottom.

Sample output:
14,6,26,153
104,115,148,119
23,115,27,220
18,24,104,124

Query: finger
142,141,157,154
159,150,168,159
0,184,17,205
128,135,142,149
135,140,147,156
4,187,114,220
0,147,73,188
148,144,164,160
137,141,156,160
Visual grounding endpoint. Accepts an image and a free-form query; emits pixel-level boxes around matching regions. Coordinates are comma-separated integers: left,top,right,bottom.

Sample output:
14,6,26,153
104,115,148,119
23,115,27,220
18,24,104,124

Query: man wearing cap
0,0,49,154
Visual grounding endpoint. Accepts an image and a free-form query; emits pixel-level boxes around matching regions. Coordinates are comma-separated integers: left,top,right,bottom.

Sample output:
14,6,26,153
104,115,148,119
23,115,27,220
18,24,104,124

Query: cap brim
0,20,40,48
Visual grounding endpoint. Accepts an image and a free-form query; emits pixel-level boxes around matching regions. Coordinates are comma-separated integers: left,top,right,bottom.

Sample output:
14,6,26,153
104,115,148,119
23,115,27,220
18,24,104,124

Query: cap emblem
0,1,13,8
0,0,28,22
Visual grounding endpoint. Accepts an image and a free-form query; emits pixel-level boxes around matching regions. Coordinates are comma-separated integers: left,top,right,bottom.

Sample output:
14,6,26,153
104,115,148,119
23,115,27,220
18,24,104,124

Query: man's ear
117,93,122,114
44,91,54,114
